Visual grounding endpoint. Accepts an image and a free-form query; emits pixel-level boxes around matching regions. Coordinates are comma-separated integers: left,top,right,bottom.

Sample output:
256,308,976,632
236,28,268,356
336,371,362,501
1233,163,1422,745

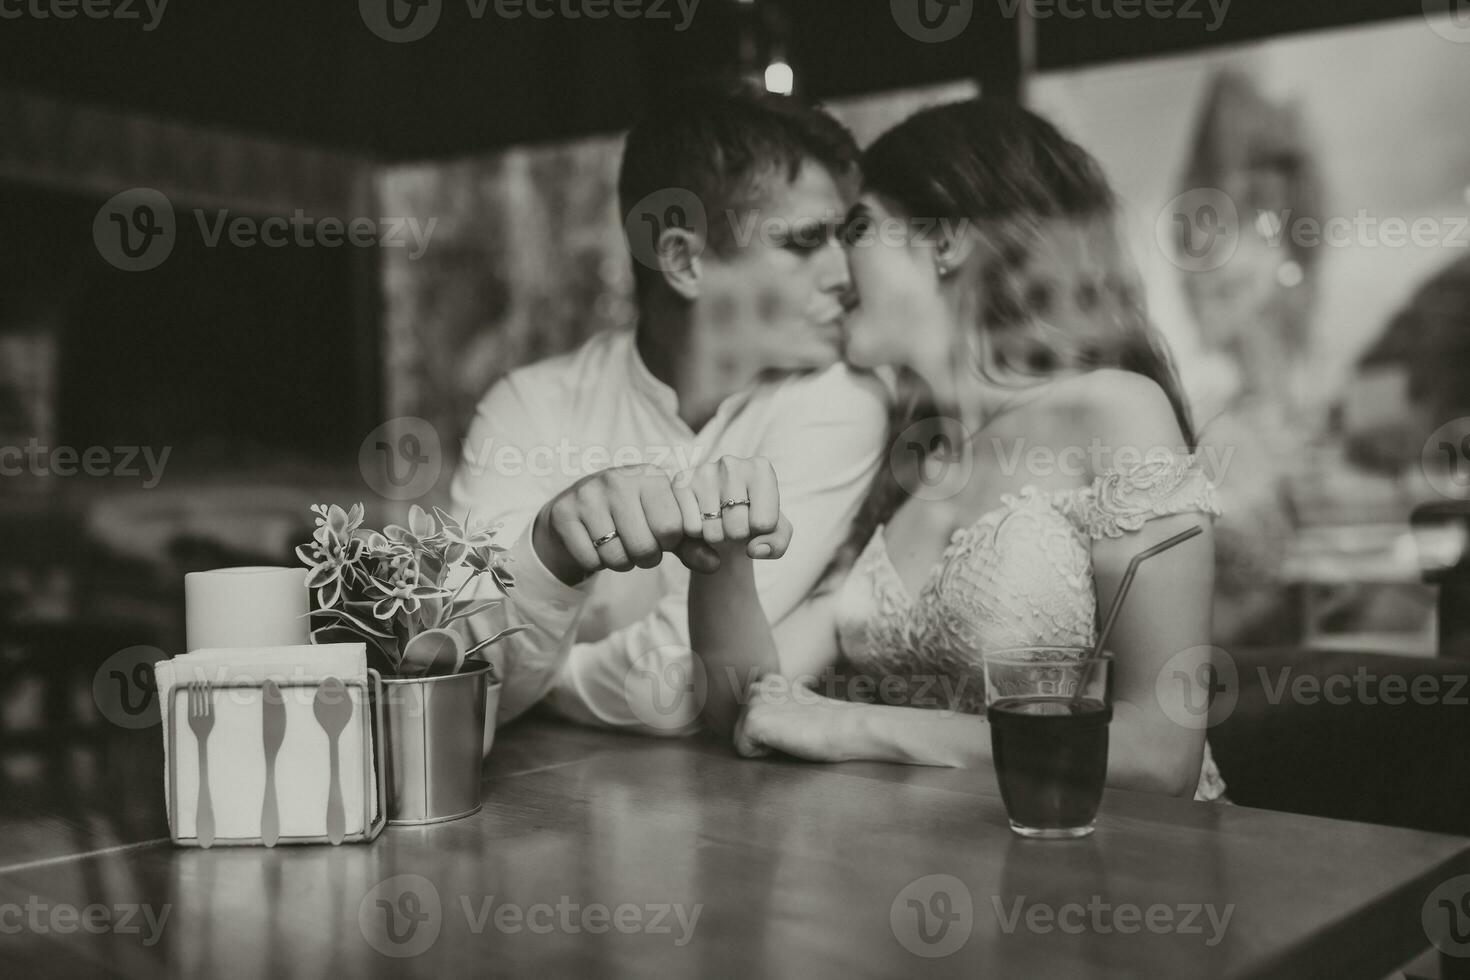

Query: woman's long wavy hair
830,99,1196,577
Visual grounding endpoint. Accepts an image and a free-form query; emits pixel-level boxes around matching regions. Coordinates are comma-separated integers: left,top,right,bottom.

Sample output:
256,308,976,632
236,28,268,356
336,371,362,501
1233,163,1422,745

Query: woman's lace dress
833,450,1228,801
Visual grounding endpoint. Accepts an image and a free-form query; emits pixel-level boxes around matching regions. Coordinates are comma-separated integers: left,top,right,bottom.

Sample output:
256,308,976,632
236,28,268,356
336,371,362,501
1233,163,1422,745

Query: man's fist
532,465,691,585
530,457,794,586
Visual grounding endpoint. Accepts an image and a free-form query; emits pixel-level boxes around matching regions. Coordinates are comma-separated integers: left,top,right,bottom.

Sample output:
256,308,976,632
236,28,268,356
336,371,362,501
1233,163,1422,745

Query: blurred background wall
1033,17,1470,649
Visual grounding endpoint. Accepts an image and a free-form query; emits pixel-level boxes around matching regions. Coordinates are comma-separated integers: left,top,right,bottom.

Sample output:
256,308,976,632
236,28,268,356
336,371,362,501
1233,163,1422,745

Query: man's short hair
618,79,859,298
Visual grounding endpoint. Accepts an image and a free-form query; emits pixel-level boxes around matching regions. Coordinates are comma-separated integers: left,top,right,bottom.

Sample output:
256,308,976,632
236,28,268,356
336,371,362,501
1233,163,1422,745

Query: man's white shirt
449,328,887,736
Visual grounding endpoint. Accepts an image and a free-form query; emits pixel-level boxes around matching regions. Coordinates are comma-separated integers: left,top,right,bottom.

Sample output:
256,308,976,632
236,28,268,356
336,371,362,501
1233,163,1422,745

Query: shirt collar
625,329,682,418
622,327,776,439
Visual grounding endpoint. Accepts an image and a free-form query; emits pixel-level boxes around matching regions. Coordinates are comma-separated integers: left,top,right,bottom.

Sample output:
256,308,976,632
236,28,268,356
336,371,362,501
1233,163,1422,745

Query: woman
674,100,1225,800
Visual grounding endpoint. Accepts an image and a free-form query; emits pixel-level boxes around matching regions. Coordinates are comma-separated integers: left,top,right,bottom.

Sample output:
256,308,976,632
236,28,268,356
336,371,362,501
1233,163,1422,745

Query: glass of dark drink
984,647,1113,839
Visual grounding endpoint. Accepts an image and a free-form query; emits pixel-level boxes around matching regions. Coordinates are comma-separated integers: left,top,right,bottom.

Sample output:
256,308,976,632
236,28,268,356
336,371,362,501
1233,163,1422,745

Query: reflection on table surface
3,715,1468,980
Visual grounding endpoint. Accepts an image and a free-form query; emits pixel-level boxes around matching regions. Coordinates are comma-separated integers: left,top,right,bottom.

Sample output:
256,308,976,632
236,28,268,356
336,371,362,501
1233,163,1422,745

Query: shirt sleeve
448,372,597,726
541,365,889,735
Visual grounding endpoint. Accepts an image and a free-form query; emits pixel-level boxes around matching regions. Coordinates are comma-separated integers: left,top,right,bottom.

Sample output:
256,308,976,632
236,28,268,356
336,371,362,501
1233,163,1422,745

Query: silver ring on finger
720,498,751,512
700,511,722,522
592,530,620,548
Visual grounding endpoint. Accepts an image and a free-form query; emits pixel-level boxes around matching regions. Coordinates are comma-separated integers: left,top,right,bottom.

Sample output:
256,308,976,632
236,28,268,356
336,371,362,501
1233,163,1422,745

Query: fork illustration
188,681,217,848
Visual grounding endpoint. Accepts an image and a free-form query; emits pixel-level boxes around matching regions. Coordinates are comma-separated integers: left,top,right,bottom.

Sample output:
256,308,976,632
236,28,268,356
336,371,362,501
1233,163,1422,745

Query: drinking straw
1090,525,1204,660
1062,525,1204,712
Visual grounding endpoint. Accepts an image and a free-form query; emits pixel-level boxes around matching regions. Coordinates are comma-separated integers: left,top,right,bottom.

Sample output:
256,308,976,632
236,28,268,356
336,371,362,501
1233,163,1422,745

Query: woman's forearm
843,700,991,768
812,698,1200,796
688,551,780,737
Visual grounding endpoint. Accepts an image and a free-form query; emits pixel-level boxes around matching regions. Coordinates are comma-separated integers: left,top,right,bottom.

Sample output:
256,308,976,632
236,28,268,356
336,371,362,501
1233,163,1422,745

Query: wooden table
2,716,1468,979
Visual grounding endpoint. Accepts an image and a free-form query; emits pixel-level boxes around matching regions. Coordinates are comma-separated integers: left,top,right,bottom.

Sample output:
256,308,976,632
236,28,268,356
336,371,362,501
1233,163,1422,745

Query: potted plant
296,503,526,824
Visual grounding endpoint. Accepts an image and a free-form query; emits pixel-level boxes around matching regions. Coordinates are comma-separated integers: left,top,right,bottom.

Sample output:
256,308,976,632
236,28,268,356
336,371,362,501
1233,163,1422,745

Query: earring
936,259,953,279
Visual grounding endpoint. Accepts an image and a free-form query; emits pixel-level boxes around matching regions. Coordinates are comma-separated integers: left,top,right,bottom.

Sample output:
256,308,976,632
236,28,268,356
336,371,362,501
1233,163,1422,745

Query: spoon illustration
312,677,353,845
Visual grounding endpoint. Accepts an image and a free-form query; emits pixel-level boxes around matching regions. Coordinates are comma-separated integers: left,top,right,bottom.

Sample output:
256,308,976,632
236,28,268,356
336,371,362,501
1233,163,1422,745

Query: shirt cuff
504,519,595,612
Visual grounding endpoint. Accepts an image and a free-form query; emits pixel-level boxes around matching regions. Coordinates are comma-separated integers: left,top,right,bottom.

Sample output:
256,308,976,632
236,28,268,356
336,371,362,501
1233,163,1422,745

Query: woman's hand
672,455,794,569
733,675,857,762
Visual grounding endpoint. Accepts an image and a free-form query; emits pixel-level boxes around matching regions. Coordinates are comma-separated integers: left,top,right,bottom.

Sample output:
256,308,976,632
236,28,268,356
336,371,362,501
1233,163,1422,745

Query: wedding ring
720,498,752,512
701,511,723,522
592,530,620,548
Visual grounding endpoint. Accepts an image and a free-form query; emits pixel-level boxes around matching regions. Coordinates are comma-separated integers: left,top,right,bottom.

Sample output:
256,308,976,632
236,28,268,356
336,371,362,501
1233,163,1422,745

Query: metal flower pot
380,662,499,825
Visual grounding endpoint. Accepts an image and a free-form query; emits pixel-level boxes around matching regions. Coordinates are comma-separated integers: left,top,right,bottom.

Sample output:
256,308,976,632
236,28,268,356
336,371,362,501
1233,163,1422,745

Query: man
451,81,887,736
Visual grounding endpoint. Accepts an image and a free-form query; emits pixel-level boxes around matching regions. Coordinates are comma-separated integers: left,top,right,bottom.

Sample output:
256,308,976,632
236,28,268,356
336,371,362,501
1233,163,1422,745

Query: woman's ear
935,228,977,280
658,227,704,301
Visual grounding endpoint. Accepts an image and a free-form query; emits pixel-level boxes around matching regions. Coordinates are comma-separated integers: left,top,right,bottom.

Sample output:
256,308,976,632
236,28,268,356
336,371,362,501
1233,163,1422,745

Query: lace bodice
834,450,1228,801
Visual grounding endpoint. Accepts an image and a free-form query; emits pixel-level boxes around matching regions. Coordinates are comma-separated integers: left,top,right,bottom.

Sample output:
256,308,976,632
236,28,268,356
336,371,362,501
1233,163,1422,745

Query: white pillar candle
185,566,310,652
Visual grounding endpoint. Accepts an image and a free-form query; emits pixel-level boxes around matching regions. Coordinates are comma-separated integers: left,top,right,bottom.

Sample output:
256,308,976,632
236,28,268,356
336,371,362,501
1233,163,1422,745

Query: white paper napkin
183,567,311,651
153,644,379,843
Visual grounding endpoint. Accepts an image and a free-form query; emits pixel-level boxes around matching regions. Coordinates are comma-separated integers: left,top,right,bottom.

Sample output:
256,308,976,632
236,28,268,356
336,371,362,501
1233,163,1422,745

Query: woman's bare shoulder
1042,369,1189,478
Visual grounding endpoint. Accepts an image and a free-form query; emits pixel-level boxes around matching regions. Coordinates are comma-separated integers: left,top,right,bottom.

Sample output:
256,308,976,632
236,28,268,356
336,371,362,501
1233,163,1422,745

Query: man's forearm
459,518,595,728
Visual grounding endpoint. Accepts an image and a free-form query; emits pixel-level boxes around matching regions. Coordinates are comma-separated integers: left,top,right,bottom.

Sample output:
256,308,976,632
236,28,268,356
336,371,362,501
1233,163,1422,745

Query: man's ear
657,227,704,301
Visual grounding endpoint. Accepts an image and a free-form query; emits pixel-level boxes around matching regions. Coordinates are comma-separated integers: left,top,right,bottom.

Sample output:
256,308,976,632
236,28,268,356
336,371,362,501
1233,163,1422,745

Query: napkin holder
165,671,388,847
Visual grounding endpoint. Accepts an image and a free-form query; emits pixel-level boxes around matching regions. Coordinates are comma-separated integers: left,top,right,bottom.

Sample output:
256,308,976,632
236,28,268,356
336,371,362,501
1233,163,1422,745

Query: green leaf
439,599,504,627
417,595,443,631
303,606,395,639
463,624,531,658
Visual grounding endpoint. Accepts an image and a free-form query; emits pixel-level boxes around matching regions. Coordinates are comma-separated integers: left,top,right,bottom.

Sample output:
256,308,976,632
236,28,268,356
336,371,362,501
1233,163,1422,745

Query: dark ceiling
0,0,1425,161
